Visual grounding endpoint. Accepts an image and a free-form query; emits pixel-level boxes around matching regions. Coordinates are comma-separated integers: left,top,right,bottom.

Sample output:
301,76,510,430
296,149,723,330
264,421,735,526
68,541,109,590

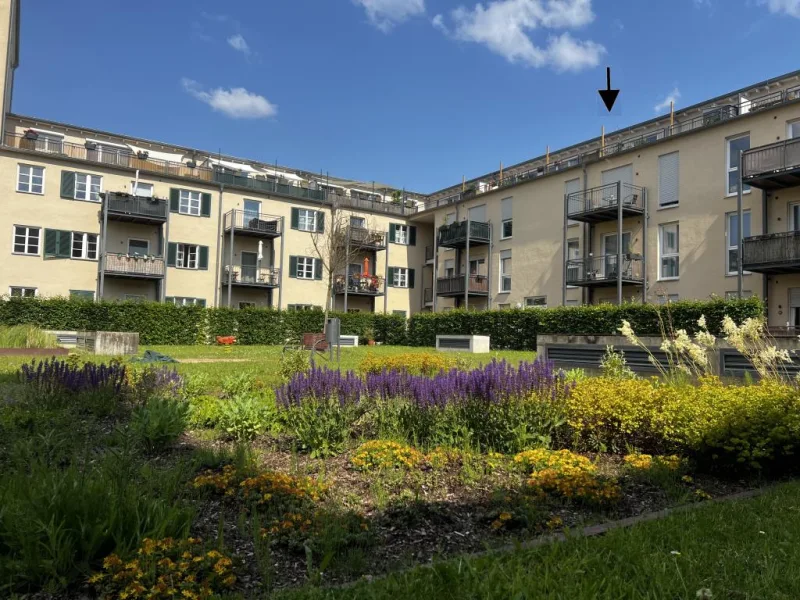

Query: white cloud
432,13,448,33
354,0,426,32
759,0,800,17
227,34,250,55
693,0,712,8
654,87,681,113
181,78,277,119
443,0,604,71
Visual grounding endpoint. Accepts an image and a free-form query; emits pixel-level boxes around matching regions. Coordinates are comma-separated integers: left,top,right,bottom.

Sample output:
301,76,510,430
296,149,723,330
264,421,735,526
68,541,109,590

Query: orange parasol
363,256,370,277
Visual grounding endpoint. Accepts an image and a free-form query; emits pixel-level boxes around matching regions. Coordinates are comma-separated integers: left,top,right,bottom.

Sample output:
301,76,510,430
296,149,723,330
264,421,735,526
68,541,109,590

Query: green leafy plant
0,324,57,348
600,346,637,380
217,393,278,442
130,397,189,452
188,394,225,429
279,348,310,382
221,372,257,399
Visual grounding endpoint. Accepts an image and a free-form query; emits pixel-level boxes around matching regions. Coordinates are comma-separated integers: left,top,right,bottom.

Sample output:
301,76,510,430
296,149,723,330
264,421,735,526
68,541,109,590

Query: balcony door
469,258,486,276
128,239,149,257
601,164,633,205
602,232,631,277
443,258,455,278
790,203,800,232
243,199,261,223
241,251,258,283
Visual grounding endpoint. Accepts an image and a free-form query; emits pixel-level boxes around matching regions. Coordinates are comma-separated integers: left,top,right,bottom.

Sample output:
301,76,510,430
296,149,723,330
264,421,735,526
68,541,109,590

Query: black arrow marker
598,67,619,112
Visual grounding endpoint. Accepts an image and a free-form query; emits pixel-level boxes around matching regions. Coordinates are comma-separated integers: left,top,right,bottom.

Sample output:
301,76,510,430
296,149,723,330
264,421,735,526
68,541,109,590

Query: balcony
742,138,800,190
223,265,280,287
333,275,385,296
104,253,165,279
742,231,800,274
424,287,433,304
437,221,491,249
104,192,168,224
223,210,281,238
436,275,489,297
213,170,326,202
344,227,386,250
565,254,644,287
567,183,645,224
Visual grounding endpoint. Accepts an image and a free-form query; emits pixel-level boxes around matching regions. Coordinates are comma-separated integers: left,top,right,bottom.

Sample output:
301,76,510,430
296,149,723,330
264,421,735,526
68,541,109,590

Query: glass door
243,200,261,224
241,251,257,283
602,232,631,277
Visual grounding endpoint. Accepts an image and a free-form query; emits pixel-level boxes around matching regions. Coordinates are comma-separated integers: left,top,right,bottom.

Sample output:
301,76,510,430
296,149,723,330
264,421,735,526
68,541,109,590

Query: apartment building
3,0,800,328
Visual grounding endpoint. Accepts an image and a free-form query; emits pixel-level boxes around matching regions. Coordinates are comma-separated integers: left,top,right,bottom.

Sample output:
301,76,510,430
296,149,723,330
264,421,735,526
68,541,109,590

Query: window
128,239,149,256
500,250,512,292
298,209,319,232
445,212,456,225
726,291,753,300
565,178,581,226
167,296,206,307
657,294,680,305
390,224,416,245
350,216,365,228
69,290,94,300
71,232,98,260
658,151,679,207
288,304,321,311
393,267,409,288
525,296,547,308
176,244,199,269
132,181,153,197
239,302,256,309
567,238,580,286
659,223,680,279
444,259,455,278
469,258,485,275
790,202,800,232
75,173,102,202
179,189,201,216
9,286,36,298
566,299,580,306
243,199,261,222
13,225,40,255
726,134,751,195
788,120,800,139
726,211,751,275
501,197,513,239
297,257,315,279
17,165,44,194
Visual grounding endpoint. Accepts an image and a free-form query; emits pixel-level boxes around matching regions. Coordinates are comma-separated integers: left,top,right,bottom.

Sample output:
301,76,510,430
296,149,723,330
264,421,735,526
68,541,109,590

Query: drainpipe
277,216,285,310
464,218,471,310
383,234,389,314
562,190,568,306
737,150,744,299
227,210,234,308
98,195,109,300
213,186,224,307
642,188,648,304
617,180,623,305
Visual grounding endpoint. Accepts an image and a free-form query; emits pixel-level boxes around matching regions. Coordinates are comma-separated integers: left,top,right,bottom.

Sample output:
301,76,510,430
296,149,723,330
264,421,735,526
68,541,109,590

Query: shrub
0,324,57,348
130,397,189,452
217,393,278,442
351,440,425,471
90,538,237,598
187,395,225,429
359,352,454,376
279,348,310,382
221,372,257,399
599,346,637,380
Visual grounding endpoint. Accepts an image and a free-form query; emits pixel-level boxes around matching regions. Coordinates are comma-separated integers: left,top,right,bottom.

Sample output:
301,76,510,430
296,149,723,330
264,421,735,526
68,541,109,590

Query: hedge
405,298,765,351
0,297,764,349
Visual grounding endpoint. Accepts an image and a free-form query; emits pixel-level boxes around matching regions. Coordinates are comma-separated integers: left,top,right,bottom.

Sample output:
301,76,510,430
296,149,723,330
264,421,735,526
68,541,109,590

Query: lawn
278,481,800,600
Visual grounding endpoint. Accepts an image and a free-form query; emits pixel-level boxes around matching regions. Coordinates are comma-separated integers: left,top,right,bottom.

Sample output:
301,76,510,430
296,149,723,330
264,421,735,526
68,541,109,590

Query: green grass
278,482,800,600
0,325,57,349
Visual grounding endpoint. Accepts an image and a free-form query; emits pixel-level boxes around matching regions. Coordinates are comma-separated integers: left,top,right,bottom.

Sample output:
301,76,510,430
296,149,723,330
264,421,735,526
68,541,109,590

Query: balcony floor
436,290,490,297
740,261,800,275
334,290,385,297
107,211,168,225
223,279,279,288
103,271,164,280
743,167,800,190
567,277,643,288
437,238,490,250
567,205,644,224
225,226,281,239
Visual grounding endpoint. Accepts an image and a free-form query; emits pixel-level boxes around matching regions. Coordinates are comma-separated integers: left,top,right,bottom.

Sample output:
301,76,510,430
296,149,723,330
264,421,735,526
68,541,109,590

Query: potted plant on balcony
23,129,38,141
85,140,97,151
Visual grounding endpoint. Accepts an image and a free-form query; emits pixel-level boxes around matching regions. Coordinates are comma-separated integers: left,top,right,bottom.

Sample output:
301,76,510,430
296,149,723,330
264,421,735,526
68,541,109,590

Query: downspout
213,185,224,307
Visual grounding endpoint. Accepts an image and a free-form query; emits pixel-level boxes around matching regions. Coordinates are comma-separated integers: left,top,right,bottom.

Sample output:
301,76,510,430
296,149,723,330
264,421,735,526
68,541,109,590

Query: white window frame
393,267,409,288
128,238,150,256
601,231,631,277
501,219,512,239
296,256,315,279
75,173,103,202
395,224,409,245
9,286,37,298
788,119,800,140
298,209,318,232
726,210,751,276
169,296,205,306
71,232,98,260
658,222,680,281
790,202,800,232
12,225,41,256
567,238,580,288
525,296,547,308
499,252,512,293
17,164,44,194
658,151,680,209
179,189,201,216
176,243,199,269
726,134,751,197
132,181,153,197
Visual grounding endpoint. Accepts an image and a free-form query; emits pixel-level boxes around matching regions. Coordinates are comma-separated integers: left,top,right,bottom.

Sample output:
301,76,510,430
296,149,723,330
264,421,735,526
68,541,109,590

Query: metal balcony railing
567,182,645,219
223,265,280,286
223,209,282,236
105,192,168,221
742,231,800,272
565,254,644,286
436,275,489,295
742,138,800,182
346,226,386,249
104,253,165,278
333,275,385,296
437,221,491,248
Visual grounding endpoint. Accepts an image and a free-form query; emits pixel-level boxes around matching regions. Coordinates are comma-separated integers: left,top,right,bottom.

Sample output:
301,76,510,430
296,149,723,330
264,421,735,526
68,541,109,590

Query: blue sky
14,0,800,192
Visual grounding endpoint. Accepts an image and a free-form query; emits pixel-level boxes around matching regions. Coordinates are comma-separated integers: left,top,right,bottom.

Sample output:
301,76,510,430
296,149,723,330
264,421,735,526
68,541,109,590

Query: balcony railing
566,182,645,223
424,287,433,303
329,192,408,216
742,231,800,273
105,192,168,222
333,275,385,296
104,253,165,278
436,274,489,296
742,138,800,189
345,226,386,249
437,221,491,248
223,209,281,237
223,265,280,286
565,254,644,286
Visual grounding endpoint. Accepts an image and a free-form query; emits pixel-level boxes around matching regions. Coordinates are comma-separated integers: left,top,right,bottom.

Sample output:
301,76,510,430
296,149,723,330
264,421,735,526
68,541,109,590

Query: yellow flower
499,512,512,521
88,572,105,584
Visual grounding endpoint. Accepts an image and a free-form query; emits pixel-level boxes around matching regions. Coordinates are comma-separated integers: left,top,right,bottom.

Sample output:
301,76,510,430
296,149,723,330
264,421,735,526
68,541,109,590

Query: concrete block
436,334,491,353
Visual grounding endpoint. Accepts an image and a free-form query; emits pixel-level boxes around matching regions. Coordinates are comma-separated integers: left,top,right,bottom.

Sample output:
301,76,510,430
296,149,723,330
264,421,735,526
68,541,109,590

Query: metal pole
98,195,109,300
227,211,234,308
737,150,744,299
383,231,389,314
433,223,439,312
464,217,471,310
213,186,224,307
162,202,170,303
487,223,493,310
344,227,349,313
617,181,623,305
562,191,568,306
642,188,648,304
277,216,285,310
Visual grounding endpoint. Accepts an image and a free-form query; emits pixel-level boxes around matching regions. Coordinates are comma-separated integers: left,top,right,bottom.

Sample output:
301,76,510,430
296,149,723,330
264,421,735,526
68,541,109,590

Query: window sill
16,189,44,195
500,236,512,241
725,272,753,277
72,197,101,204
567,222,580,227
12,252,40,257
657,203,679,211
726,190,752,198
177,212,205,218
657,277,680,282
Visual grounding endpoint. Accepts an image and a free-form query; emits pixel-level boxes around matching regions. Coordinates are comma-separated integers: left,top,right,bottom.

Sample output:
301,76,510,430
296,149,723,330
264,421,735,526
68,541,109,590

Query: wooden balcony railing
436,275,489,295
742,231,800,272
104,253,165,278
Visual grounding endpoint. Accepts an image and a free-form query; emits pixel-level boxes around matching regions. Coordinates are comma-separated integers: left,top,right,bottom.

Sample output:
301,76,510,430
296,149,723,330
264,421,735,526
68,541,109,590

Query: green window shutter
200,193,212,217
409,226,417,246
60,171,76,199
44,229,57,257
290,208,299,229
167,242,177,267
57,231,72,258
316,211,325,233
169,188,180,212
289,256,298,277
408,268,416,288
198,245,209,269
389,223,397,243
387,267,395,287
314,258,323,280
44,229,71,258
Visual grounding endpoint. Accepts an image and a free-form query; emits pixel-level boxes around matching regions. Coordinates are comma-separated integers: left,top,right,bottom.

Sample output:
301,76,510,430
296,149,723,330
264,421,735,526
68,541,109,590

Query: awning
126,144,185,164
86,138,127,149
254,166,305,182
208,157,260,174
